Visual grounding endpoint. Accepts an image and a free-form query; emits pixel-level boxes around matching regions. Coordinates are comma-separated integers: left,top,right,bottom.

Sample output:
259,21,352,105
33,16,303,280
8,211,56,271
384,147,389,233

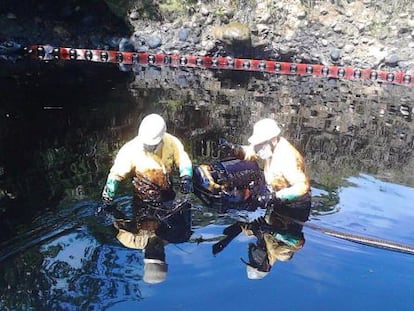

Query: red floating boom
27,45,414,87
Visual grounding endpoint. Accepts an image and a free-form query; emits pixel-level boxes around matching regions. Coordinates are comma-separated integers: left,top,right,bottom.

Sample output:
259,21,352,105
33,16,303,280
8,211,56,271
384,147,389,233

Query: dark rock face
0,0,130,48
2,1,414,73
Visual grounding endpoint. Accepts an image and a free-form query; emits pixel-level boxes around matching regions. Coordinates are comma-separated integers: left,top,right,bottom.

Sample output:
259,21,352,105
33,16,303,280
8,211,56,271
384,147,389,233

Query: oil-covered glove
98,178,120,215
255,192,281,207
180,175,193,194
102,178,119,202
95,200,118,217
256,193,284,224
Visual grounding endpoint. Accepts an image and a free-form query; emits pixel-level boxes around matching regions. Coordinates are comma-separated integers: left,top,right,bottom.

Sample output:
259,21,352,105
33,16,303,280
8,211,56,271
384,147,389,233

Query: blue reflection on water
320,174,414,243
102,174,414,310
1,174,414,310
110,226,414,311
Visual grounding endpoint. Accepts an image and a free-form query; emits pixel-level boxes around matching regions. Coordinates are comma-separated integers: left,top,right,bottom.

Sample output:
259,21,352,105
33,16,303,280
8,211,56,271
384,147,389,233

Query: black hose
284,214,414,255
306,222,414,255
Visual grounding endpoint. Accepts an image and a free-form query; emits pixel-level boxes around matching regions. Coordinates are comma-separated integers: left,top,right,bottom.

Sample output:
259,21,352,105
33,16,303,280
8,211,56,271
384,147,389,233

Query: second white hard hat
248,118,281,145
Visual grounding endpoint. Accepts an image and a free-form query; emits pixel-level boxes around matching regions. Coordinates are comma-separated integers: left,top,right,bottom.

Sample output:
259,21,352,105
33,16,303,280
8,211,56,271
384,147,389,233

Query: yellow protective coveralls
264,232,304,265
114,217,160,249
103,132,192,201
242,137,310,201
116,228,154,249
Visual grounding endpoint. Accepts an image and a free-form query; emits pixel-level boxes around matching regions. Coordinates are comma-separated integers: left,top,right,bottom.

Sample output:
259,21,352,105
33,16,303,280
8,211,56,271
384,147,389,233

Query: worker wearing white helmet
220,118,310,203
102,113,193,204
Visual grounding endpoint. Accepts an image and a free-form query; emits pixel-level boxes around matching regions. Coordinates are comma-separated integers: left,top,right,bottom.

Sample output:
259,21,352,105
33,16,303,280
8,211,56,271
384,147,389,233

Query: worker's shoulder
163,132,183,145
119,137,142,152
278,137,303,157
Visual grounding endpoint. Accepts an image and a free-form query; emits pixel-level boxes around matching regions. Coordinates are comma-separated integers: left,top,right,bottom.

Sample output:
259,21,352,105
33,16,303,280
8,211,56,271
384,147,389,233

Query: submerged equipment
193,158,266,207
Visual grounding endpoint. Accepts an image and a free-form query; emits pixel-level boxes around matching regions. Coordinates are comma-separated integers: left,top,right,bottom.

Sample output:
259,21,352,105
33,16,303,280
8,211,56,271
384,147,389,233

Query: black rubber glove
97,190,113,216
255,192,280,206
95,198,115,216
180,175,193,194
101,192,113,204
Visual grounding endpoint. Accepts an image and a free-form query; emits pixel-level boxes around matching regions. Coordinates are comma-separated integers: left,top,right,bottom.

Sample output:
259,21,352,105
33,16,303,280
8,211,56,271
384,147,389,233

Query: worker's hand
101,178,119,201
97,178,119,216
101,189,114,204
256,192,275,203
95,197,114,216
180,175,193,194
255,192,281,207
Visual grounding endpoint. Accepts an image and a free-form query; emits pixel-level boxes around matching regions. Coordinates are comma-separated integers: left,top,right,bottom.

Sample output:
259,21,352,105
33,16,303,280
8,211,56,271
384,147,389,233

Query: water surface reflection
1,63,414,310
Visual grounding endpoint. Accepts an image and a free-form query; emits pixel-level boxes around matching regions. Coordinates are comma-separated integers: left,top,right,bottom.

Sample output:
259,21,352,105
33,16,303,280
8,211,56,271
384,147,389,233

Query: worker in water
101,113,193,206
220,118,310,208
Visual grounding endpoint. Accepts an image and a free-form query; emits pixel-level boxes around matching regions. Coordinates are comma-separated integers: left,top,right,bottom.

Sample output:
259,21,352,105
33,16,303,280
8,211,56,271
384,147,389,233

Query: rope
26,44,414,87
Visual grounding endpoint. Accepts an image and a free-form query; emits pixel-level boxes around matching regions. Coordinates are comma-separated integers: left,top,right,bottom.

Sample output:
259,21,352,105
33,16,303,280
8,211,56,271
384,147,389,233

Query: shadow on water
1,60,414,310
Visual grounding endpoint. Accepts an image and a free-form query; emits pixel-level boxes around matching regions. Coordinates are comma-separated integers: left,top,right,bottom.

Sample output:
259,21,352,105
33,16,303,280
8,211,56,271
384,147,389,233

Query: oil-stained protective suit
103,132,192,203
241,137,310,201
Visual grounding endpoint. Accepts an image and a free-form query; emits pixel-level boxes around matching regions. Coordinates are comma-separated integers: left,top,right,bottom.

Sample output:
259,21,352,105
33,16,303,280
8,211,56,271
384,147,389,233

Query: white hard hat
143,258,168,284
248,118,281,146
138,114,167,146
246,265,269,280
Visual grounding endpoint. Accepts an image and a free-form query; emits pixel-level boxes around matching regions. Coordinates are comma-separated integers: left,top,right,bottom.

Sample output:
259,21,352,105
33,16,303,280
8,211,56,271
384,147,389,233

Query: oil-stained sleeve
241,145,258,161
276,151,310,200
171,135,193,177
